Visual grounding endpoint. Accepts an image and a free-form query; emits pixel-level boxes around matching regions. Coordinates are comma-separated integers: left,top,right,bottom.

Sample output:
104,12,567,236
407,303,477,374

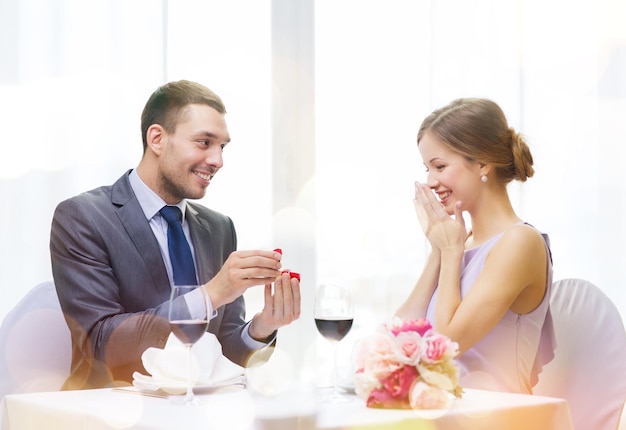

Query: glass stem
185,344,193,401
331,341,339,396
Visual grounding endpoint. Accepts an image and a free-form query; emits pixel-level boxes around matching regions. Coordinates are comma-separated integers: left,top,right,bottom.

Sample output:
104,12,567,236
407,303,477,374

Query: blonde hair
418,98,534,183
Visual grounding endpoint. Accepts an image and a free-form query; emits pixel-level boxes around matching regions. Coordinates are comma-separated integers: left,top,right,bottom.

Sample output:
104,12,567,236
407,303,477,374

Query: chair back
533,278,626,430
0,281,71,399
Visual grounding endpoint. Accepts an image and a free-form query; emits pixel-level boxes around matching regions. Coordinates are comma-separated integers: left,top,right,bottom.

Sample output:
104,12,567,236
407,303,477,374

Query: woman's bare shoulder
492,223,547,266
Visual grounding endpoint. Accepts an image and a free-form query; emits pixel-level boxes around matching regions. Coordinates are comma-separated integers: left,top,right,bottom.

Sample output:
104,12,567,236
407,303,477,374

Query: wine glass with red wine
314,284,354,401
168,284,209,405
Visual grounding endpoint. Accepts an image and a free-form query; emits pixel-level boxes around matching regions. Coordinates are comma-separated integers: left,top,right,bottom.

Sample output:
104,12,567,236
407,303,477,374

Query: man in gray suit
50,80,301,390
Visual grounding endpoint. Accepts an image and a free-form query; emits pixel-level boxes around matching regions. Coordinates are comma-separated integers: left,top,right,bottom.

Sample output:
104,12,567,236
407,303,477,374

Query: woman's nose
425,172,439,188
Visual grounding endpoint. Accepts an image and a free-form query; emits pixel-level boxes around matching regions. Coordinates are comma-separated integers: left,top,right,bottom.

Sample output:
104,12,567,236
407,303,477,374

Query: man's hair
140,80,227,151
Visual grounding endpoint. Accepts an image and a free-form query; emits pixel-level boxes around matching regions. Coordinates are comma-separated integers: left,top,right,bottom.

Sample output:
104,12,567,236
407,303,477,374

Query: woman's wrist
440,246,463,260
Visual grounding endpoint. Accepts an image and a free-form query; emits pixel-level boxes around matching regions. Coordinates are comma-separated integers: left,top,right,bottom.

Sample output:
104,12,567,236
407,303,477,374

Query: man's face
157,103,230,204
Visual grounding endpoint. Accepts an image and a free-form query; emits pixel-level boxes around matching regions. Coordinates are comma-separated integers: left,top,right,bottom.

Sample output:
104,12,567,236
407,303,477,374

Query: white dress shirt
128,169,267,347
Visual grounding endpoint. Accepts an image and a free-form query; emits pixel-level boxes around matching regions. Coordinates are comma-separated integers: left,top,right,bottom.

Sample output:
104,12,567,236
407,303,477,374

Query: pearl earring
480,175,488,183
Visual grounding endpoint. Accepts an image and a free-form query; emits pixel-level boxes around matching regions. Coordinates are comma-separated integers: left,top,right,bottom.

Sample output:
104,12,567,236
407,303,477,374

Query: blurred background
1,0,625,386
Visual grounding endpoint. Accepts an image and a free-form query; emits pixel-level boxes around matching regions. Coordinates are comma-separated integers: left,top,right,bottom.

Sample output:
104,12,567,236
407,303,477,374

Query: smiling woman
396,98,554,395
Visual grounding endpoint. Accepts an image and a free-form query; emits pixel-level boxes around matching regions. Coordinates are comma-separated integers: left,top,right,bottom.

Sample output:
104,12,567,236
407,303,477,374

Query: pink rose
410,381,449,410
422,333,457,363
367,386,410,409
394,331,423,366
382,365,419,397
367,385,394,408
367,365,419,409
356,334,401,379
388,318,432,337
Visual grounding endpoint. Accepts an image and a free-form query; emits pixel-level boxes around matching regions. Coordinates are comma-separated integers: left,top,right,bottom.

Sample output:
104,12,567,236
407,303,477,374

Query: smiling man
50,80,301,389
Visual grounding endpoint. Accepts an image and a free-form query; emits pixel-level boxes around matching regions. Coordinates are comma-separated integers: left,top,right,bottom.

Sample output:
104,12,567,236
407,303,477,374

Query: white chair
533,278,626,430
0,281,71,399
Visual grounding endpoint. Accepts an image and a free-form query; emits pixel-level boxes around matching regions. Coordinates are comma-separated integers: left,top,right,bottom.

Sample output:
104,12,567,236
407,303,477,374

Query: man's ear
146,124,166,156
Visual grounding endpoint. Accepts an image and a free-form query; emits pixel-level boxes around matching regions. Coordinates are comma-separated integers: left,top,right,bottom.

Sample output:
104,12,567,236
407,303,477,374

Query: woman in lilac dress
396,98,554,394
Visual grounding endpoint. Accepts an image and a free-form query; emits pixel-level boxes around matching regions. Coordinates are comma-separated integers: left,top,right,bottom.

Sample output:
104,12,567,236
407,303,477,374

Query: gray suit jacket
50,170,254,389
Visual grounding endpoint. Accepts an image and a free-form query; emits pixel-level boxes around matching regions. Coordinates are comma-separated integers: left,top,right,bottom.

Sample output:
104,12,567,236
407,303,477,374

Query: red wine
315,318,353,342
170,320,208,345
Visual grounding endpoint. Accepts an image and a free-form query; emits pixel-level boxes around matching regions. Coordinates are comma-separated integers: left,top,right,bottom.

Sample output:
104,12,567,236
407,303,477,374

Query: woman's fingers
415,182,447,223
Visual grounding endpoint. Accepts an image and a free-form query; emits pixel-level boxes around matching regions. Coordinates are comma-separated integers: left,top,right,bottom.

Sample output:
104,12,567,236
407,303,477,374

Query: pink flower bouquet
354,317,463,409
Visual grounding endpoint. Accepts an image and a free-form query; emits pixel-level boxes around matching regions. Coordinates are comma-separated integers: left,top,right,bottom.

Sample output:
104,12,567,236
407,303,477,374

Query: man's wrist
248,318,277,343
250,330,277,344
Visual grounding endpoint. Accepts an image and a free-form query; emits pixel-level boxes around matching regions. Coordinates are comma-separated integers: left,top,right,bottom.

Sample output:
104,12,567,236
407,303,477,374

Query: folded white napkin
132,332,244,394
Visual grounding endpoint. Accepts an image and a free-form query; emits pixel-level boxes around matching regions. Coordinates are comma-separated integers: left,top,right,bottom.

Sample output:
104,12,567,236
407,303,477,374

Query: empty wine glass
314,284,354,402
168,285,209,405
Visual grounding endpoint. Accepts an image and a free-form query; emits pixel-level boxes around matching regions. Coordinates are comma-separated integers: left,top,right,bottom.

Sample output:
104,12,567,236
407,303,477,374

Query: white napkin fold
132,332,244,394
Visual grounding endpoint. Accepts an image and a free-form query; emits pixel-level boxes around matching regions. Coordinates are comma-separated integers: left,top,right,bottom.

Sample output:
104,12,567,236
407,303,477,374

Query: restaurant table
1,386,573,430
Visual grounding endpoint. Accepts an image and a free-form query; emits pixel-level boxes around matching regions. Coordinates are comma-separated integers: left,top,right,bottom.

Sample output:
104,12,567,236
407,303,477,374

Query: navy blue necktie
160,206,197,286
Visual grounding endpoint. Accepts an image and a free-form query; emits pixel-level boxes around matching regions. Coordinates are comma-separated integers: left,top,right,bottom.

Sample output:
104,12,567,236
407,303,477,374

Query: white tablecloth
1,386,573,430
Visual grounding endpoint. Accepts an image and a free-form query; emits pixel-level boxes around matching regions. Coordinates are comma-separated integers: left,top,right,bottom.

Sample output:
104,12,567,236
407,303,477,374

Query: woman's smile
437,190,452,204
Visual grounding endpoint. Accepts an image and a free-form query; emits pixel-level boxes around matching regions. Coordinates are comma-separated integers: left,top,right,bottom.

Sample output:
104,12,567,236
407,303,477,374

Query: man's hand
248,271,302,341
203,249,282,309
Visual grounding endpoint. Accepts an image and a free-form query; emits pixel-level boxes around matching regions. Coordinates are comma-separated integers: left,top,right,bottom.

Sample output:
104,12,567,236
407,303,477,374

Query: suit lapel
186,204,226,333
186,204,215,284
111,172,170,296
